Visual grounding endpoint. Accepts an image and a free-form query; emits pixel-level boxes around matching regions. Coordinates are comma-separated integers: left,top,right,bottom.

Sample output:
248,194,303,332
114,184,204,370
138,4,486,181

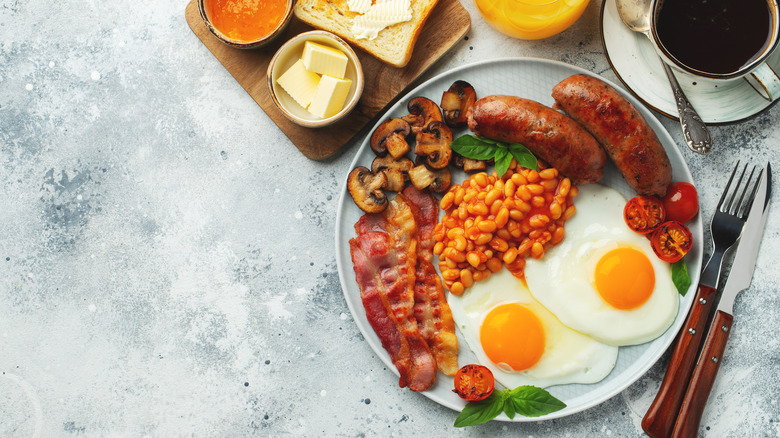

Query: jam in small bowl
198,0,294,49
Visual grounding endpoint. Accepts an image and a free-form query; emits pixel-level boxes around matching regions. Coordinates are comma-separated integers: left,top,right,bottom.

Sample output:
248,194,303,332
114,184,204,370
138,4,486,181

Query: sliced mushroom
370,118,412,159
371,156,413,192
414,121,453,169
453,153,487,172
347,166,388,213
440,80,477,128
402,97,443,134
371,155,413,173
408,165,451,193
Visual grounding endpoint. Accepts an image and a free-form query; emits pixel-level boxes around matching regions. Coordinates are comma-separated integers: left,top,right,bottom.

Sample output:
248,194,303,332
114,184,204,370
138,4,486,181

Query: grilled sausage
552,74,673,197
466,95,606,185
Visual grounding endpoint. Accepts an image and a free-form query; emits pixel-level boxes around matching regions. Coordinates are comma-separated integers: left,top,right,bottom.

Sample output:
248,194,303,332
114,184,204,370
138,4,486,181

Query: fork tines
721,161,763,219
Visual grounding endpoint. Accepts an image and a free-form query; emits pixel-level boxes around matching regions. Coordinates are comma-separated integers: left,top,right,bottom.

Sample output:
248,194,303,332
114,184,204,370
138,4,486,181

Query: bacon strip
401,186,439,257
349,197,437,391
402,187,459,376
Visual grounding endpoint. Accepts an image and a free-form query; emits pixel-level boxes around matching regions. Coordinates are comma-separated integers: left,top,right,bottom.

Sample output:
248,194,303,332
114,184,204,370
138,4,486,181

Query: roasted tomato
651,221,693,263
662,182,699,223
624,196,666,234
453,364,495,401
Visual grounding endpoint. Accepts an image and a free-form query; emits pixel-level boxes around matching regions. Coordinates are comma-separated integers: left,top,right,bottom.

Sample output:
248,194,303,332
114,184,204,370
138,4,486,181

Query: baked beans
434,160,578,295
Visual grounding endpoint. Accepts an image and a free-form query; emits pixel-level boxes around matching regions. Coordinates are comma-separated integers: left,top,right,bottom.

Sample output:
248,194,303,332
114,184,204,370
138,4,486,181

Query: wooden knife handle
642,284,717,438
672,310,733,438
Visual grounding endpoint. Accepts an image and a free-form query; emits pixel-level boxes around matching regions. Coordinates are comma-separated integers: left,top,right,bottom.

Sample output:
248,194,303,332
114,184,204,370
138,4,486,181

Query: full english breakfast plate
334,58,704,421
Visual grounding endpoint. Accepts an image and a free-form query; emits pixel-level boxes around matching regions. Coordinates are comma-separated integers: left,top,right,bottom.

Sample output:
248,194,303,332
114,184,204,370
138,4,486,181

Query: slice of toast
293,0,440,68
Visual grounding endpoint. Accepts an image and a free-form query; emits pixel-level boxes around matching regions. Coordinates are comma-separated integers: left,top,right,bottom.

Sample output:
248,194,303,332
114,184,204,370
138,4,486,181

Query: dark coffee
655,0,774,75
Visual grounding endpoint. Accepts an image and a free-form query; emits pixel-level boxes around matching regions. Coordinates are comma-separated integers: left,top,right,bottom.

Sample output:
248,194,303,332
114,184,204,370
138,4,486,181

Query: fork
642,161,761,438
698,162,759,287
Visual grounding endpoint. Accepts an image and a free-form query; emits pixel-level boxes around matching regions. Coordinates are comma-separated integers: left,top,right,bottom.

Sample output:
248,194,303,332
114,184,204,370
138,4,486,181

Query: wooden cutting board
185,0,470,160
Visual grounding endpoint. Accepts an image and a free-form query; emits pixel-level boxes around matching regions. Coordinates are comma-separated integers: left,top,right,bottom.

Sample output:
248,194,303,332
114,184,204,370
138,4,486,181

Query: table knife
672,163,772,437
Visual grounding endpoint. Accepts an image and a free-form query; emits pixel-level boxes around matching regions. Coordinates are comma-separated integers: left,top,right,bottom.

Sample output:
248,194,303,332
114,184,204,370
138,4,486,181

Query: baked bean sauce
434,161,577,295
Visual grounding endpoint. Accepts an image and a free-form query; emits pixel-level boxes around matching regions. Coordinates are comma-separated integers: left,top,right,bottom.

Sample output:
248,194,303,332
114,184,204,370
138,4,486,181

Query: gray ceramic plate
601,0,780,124
335,58,704,421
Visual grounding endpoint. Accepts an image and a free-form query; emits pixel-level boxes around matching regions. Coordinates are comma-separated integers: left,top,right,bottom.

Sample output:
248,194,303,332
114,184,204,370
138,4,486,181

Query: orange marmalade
205,0,288,42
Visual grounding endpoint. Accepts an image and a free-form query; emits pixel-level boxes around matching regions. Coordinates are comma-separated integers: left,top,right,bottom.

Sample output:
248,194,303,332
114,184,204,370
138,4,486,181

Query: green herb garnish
454,385,566,427
672,257,691,296
450,135,538,177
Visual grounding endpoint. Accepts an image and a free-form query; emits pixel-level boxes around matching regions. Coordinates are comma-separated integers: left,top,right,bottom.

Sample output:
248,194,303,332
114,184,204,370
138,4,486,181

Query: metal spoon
615,0,712,155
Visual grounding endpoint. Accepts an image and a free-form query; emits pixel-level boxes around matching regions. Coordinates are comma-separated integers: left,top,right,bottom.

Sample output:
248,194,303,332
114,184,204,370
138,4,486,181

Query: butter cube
276,59,321,109
301,41,349,79
307,75,353,118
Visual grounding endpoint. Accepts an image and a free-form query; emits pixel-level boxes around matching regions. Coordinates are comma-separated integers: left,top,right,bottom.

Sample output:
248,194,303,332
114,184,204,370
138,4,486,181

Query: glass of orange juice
474,0,591,40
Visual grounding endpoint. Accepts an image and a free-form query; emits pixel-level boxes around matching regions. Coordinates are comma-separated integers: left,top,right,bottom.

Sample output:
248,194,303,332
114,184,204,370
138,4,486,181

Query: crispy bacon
412,259,459,375
350,197,437,391
401,186,439,257
402,187,459,376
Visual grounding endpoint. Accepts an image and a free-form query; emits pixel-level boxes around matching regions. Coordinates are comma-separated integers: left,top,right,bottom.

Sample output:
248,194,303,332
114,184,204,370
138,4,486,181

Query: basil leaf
507,396,529,419
454,386,566,426
494,147,512,178
506,386,566,418
454,391,507,427
503,397,516,420
508,143,539,171
451,135,500,160
672,258,691,296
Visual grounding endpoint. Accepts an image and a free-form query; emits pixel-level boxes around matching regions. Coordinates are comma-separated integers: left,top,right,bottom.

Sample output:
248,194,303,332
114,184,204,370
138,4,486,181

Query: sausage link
466,95,606,185
551,74,673,197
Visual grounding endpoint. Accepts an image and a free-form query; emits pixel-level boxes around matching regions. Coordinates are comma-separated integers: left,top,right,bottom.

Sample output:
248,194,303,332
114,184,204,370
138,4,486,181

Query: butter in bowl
267,31,365,128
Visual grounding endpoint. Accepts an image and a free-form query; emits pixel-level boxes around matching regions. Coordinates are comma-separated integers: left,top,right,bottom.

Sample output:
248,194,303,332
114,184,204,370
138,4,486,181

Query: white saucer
601,0,780,124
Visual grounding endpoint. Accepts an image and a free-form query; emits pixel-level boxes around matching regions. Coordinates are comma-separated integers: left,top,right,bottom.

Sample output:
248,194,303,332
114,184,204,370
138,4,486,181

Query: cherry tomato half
453,364,495,401
651,221,693,263
624,196,666,234
662,182,699,223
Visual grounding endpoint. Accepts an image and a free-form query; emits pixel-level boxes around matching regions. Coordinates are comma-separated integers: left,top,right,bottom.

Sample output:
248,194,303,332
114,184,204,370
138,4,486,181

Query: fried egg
448,269,618,389
524,184,679,346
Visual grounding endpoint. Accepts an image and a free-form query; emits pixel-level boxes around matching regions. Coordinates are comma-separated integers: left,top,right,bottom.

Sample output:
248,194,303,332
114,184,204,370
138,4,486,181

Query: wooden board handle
642,284,717,438
672,310,733,438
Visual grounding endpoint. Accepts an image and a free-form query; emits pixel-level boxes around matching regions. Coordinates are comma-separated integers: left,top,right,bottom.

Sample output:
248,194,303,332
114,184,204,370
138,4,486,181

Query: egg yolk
595,247,655,310
480,303,545,371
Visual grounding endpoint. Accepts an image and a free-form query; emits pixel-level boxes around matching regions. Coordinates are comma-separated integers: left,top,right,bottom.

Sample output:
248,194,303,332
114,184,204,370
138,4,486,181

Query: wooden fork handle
642,284,717,438
672,310,733,438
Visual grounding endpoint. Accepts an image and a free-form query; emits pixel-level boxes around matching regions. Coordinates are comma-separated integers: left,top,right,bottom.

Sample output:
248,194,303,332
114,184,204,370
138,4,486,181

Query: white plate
335,58,704,421
600,0,780,124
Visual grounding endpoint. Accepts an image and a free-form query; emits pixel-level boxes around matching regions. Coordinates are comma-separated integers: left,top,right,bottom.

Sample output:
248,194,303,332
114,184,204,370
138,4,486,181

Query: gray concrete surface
1,0,778,436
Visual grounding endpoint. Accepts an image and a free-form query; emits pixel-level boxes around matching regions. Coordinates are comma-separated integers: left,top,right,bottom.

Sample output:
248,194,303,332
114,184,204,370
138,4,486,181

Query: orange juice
474,0,590,40
205,0,288,42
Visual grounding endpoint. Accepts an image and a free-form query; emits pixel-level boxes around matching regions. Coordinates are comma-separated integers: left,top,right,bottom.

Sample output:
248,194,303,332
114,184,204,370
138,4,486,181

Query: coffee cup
650,0,780,101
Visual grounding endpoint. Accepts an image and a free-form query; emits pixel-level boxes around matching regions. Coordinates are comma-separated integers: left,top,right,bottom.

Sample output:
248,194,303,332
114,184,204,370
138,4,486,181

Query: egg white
448,269,618,389
524,184,680,346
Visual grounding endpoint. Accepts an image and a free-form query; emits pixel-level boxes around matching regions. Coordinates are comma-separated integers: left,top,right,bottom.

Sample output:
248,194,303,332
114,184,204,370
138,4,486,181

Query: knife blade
672,162,772,438
717,163,772,314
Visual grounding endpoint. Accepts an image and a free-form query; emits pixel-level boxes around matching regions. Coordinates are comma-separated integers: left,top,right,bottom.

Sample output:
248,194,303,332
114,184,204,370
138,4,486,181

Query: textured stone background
1,0,778,436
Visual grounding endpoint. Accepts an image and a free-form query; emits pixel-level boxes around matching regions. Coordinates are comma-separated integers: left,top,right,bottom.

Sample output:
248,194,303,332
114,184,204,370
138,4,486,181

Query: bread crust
293,0,439,67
